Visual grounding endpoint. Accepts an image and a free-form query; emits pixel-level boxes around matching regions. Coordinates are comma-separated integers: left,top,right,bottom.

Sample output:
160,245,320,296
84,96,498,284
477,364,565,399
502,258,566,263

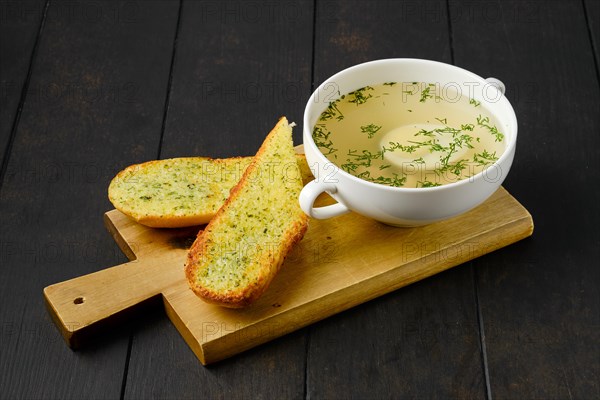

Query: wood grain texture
159,0,314,159
1,0,596,398
0,0,46,167
450,0,600,397
122,1,314,398
584,0,600,62
307,1,489,398
0,1,179,398
312,0,453,83
43,213,197,347
44,186,533,366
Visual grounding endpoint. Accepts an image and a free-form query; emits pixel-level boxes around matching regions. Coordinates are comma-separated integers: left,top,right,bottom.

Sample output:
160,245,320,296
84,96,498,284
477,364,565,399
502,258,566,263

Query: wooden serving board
44,187,533,365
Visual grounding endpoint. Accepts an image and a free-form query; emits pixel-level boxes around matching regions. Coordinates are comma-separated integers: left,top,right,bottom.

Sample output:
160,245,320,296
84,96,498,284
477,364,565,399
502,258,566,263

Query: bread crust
108,154,312,228
135,213,214,228
108,156,250,228
185,218,308,308
185,117,309,307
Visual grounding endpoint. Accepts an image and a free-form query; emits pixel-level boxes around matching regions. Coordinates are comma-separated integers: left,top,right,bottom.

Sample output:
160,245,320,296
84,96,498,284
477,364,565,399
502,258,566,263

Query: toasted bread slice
108,153,312,228
185,117,309,307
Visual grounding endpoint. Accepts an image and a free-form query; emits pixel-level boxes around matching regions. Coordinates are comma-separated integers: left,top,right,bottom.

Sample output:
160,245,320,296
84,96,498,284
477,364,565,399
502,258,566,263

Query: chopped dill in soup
312,82,505,188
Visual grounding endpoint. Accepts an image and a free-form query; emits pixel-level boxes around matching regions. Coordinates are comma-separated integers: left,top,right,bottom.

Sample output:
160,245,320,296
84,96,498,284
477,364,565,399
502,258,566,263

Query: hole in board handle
73,297,85,305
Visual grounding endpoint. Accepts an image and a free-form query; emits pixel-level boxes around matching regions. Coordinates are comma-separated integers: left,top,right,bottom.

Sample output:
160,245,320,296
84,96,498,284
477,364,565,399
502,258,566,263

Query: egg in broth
312,82,506,188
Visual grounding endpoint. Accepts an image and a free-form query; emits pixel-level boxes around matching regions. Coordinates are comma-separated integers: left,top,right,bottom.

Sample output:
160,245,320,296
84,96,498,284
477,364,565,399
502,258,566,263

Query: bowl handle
299,180,350,219
485,77,506,95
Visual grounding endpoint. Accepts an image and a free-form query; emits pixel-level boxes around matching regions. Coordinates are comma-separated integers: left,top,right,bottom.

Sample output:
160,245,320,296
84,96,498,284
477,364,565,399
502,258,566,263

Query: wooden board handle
43,258,172,347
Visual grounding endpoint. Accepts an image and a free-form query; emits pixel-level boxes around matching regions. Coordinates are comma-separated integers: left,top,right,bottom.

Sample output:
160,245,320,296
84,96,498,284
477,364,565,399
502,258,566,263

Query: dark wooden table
1,0,598,398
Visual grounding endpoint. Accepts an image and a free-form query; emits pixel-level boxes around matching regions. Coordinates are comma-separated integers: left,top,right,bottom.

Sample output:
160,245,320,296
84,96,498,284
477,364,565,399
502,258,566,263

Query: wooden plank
0,1,179,398
44,186,532,364
0,0,46,168
122,1,315,398
307,1,489,398
165,188,532,365
585,0,600,65
450,0,600,397
159,1,314,159
312,0,454,83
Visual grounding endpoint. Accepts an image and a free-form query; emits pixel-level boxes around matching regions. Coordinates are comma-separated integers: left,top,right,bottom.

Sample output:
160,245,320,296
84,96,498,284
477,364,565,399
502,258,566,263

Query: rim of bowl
303,58,518,193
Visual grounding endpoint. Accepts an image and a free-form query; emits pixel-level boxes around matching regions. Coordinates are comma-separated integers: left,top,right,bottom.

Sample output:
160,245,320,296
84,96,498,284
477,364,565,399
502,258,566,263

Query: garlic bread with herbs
185,117,309,307
108,153,311,228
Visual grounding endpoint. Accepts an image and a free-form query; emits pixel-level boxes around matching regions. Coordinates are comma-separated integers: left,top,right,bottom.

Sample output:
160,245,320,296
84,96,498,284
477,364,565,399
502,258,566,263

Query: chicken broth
312,82,506,188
